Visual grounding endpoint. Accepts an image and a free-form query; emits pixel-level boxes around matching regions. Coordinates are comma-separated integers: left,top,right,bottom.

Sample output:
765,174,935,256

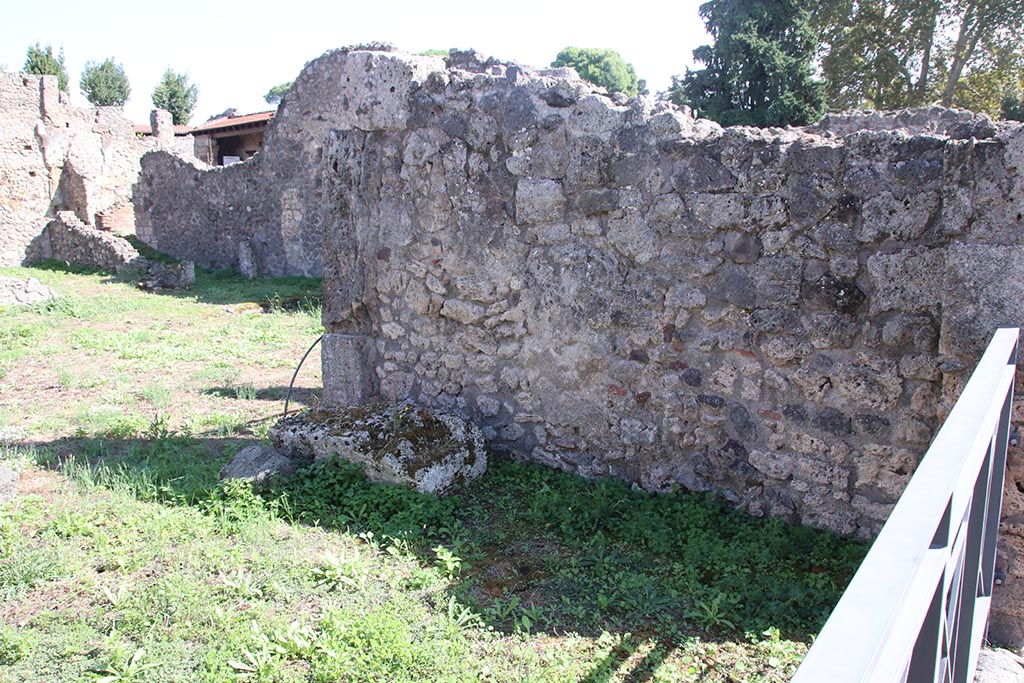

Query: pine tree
668,0,825,127
264,81,293,105
152,69,198,126
24,43,69,92
552,47,640,97
80,59,131,107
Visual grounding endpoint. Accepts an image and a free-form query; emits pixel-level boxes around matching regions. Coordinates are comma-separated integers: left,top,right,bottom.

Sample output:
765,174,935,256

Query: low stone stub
322,333,378,408
151,109,175,148
0,277,56,306
269,403,487,495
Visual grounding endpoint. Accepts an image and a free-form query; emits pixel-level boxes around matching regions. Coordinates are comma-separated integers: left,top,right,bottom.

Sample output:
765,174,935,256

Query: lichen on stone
269,402,487,495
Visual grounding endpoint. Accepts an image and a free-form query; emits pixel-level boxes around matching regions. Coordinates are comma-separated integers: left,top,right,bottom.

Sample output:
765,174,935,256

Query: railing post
792,328,1018,683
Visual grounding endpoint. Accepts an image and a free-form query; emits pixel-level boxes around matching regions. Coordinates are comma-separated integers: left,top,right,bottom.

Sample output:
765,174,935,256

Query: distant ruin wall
253,49,1024,543
0,73,56,265
134,46,443,277
0,71,188,266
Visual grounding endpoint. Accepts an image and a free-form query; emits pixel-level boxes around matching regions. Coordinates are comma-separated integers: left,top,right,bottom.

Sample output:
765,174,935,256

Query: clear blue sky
1,0,709,124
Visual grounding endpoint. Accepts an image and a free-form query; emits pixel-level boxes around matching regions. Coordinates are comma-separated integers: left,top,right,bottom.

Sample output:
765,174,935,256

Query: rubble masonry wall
302,50,1024,538
0,71,190,265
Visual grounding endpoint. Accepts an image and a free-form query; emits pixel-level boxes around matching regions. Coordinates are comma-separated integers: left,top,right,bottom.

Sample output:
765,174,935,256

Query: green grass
0,265,869,681
0,265,324,438
3,436,860,682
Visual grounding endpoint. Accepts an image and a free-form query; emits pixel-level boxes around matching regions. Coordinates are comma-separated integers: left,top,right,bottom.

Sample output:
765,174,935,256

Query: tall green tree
552,47,640,97
264,81,293,105
810,0,1024,111
668,0,825,127
79,58,131,107
152,69,198,126
1002,93,1024,121
24,43,69,92
944,37,1024,117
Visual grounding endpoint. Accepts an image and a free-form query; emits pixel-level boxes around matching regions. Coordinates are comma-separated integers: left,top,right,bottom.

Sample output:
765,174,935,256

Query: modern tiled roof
189,111,275,134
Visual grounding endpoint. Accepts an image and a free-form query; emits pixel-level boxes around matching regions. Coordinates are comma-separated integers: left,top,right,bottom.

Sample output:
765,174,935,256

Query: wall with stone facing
37,211,195,289
0,71,187,266
0,72,56,265
42,211,144,271
294,49,1024,545
133,45,443,277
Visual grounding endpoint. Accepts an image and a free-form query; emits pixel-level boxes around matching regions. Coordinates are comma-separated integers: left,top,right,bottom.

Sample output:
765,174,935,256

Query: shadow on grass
30,259,323,309
200,385,321,407
579,636,669,683
30,259,126,279
175,269,323,308
19,430,867,678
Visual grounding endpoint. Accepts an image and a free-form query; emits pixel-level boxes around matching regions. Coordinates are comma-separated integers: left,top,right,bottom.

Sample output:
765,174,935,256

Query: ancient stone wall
0,73,55,265
0,71,188,266
42,211,143,271
38,211,194,289
133,45,443,277
276,49,1024,545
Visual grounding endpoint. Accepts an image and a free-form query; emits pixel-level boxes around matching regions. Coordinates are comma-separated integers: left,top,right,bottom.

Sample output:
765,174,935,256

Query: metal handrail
792,327,1018,683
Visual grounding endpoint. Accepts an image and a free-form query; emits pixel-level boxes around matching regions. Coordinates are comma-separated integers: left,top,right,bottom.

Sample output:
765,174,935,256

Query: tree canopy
552,47,640,97
24,43,69,92
79,58,130,107
665,0,1024,124
668,0,826,127
808,0,1024,116
264,81,293,105
152,69,198,126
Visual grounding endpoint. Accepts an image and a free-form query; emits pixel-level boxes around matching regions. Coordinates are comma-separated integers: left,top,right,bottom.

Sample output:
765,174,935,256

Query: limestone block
793,456,850,491
940,243,1024,359
137,261,195,290
515,179,565,225
269,403,487,495
672,155,736,193
710,264,756,309
858,191,939,242
723,231,762,263
219,445,299,485
664,282,707,310
440,299,485,325
647,110,695,142
686,193,746,231
569,95,627,137
973,649,1024,682
574,188,619,216
853,444,916,500
607,210,658,264
833,357,903,411
0,277,56,306
751,255,802,307
807,312,859,349
322,334,378,409
866,248,945,315
748,449,795,480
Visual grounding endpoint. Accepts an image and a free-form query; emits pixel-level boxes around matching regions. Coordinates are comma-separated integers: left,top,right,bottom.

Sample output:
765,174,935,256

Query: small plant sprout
429,595,482,639
432,544,464,579
312,549,370,591
87,647,157,683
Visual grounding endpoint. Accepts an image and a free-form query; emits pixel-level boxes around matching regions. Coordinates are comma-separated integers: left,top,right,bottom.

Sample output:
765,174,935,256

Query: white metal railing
792,327,1019,683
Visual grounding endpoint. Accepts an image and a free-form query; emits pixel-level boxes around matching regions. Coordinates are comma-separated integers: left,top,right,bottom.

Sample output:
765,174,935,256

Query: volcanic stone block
270,403,487,495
